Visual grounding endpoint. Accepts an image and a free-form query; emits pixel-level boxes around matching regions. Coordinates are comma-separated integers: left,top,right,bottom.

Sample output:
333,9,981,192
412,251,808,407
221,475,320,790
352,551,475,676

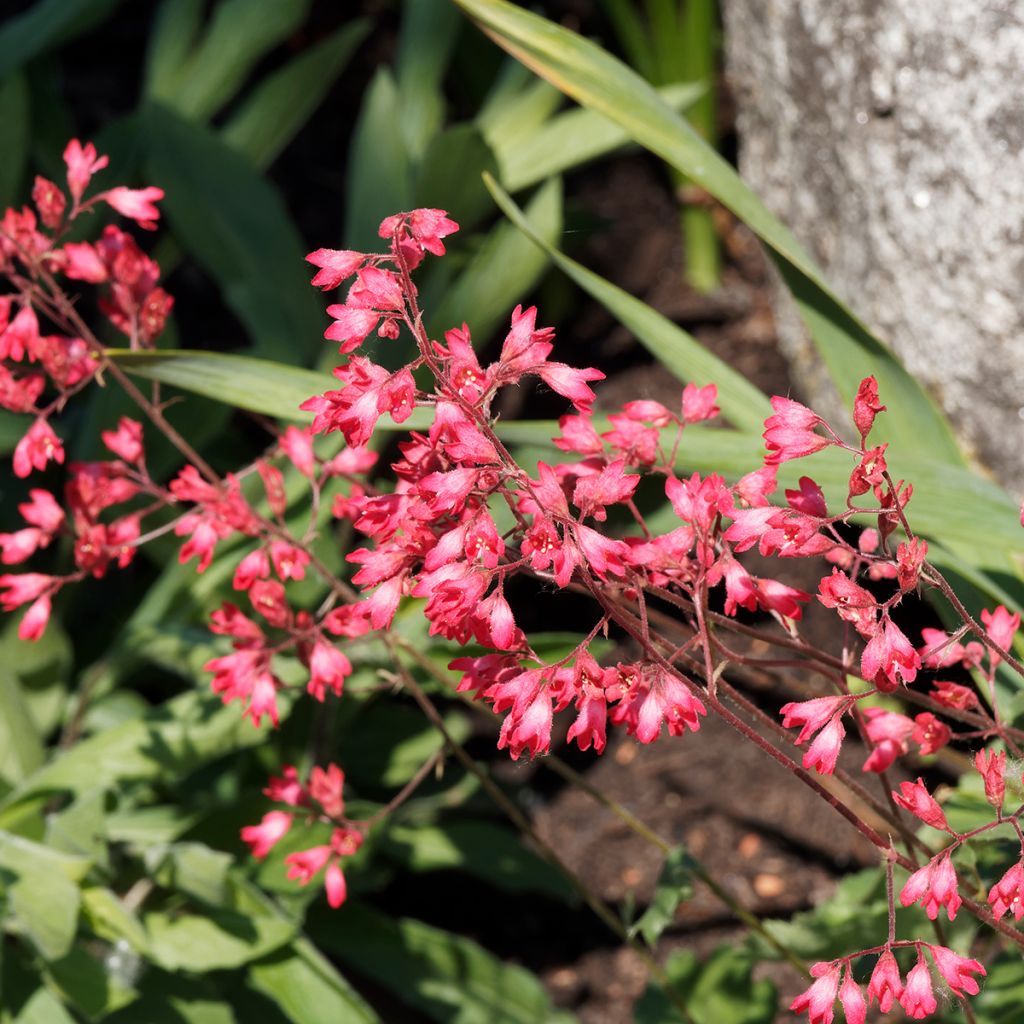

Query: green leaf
343,704,469,789
80,887,149,953
248,941,380,1024
142,102,324,361
634,946,776,1024
455,0,964,465
414,124,500,229
45,945,136,1017
630,845,696,947
144,0,205,99
0,669,45,786
222,20,371,170
382,821,574,902
106,348,330,421
345,68,415,251
154,843,233,907
315,901,573,1024
0,0,120,79
0,690,269,812
427,176,563,341
485,176,771,432
102,973,238,1024
495,82,704,193
0,72,29,208
144,909,294,972
146,0,312,122
396,0,461,160
6,867,81,961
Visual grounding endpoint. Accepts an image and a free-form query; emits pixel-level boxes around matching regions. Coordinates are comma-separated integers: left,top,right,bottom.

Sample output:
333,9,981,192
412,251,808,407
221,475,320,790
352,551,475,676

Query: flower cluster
241,763,362,908
3,150,1023,1015
792,943,985,1023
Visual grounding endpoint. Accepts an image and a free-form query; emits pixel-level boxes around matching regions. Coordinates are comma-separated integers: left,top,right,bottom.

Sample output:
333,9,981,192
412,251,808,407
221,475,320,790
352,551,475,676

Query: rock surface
722,0,1024,492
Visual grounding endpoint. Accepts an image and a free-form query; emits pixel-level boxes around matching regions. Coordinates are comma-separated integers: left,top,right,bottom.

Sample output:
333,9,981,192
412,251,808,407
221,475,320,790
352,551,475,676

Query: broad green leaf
630,845,696,947
6,983,78,1024
154,843,232,906
147,0,312,121
343,704,469,789
454,0,964,465
6,864,82,961
0,72,29,208
345,68,414,252
45,945,136,1017
315,901,574,1024
248,941,380,1024
143,102,323,361
222,20,371,170
103,973,238,1024
382,821,574,902
0,0,120,79
0,669,44,785
0,831,90,883
104,805,201,846
414,124,499,229
634,946,776,1024
495,82,705,193
427,176,562,341
144,909,294,972
396,0,461,160
81,886,149,953
0,690,268,812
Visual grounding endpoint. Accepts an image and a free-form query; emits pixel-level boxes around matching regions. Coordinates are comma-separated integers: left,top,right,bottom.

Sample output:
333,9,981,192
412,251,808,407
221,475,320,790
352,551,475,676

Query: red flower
900,953,937,1019
852,376,886,441
975,748,1006,810
99,186,164,230
867,950,903,1013
241,811,293,858
790,961,839,1024
928,944,985,997
988,861,1024,920
892,778,950,832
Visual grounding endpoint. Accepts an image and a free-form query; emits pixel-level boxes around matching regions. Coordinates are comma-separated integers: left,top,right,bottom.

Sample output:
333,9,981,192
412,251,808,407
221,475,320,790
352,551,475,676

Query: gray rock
722,0,1024,492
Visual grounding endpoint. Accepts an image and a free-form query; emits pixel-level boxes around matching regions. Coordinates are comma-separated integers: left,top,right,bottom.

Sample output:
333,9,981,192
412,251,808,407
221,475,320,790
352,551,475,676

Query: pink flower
241,810,293,858
63,139,108,203
838,969,866,1024
928,944,985,997
779,695,848,745
763,395,830,464
100,417,144,463
307,641,352,701
379,208,459,256
861,617,920,691
981,604,1020,669
988,861,1024,920
536,362,605,414
802,716,845,775
284,844,332,885
861,707,913,772
264,765,306,806
0,305,40,361
929,680,978,710
100,186,164,229
19,489,64,533
681,382,719,423
785,476,827,517
900,856,961,921
790,961,839,1024
13,419,64,478
309,763,345,818
867,950,903,1013
900,953,937,1019
892,778,950,832
280,426,316,477
19,593,52,641
32,175,66,228
572,459,639,521
852,376,886,441
305,248,365,290
911,713,950,756
975,748,1006,810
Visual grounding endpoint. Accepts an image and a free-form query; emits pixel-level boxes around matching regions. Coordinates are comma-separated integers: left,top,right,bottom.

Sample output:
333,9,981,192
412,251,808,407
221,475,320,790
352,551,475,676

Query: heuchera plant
4,140,1024,1021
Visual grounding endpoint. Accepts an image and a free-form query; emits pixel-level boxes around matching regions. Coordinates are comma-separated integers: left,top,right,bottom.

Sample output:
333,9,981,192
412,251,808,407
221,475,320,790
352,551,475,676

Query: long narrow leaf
485,174,770,432
222,20,370,170
453,0,964,465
